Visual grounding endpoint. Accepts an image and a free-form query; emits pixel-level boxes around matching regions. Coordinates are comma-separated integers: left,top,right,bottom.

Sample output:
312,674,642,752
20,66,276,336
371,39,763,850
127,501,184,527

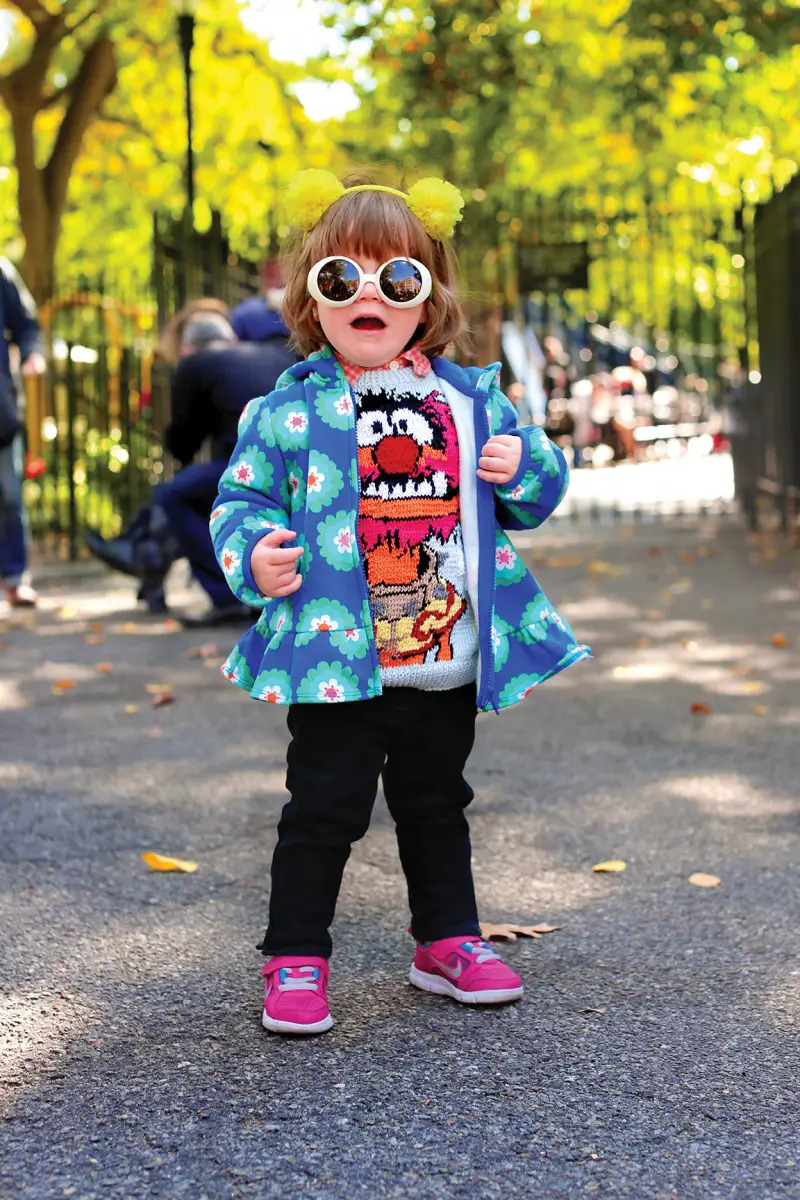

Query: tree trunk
1,25,117,304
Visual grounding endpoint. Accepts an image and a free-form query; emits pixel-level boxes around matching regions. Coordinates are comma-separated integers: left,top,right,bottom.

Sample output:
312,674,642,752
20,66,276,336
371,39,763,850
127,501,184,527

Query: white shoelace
277,966,320,992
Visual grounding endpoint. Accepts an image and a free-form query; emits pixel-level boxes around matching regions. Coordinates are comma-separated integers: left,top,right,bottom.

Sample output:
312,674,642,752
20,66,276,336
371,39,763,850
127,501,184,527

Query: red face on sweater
356,388,460,552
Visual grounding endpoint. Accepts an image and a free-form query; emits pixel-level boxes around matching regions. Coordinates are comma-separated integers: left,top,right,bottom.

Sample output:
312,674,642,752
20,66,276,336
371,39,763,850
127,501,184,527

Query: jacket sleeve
165,354,210,466
487,385,569,530
210,390,290,609
0,258,42,362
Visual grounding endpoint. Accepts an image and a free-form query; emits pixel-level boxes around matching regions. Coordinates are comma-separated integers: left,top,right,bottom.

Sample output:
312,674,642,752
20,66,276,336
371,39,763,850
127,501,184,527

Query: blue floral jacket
211,347,589,712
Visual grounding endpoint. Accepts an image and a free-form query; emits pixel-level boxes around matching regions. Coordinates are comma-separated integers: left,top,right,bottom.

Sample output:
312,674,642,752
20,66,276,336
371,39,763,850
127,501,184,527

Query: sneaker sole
262,1009,334,1035
409,965,523,1005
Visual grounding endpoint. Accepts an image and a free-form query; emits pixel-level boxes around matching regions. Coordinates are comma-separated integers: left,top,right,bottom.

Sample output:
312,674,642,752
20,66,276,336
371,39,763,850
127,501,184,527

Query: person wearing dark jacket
0,258,45,608
85,307,297,625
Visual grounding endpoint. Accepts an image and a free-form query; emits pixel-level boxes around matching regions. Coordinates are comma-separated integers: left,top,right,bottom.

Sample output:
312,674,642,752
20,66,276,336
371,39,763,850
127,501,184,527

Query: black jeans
261,683,481,958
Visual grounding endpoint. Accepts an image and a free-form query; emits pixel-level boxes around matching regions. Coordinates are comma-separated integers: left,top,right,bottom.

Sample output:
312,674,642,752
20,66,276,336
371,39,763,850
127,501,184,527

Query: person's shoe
84,530,138,576
179,603,256,628
262,956,333,1035
410,936,524,1005
5,583,38,608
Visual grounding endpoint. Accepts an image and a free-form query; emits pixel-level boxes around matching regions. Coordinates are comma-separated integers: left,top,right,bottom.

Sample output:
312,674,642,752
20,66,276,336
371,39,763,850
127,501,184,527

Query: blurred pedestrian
85,301,298,625
0,258,45,609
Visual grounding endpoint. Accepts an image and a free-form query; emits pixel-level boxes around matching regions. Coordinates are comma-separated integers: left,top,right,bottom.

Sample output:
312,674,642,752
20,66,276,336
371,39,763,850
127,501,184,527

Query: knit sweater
350,365,479,690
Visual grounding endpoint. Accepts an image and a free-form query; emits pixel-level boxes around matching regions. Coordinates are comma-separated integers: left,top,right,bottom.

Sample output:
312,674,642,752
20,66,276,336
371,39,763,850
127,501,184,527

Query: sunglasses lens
379,259,425,303
315,258,360,303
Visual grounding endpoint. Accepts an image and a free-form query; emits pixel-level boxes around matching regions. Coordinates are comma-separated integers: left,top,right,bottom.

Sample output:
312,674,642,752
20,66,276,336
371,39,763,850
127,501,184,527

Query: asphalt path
1,517,798,1199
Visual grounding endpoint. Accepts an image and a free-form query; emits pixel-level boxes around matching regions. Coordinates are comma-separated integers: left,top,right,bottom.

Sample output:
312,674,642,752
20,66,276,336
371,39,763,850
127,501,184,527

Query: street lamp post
172,0,199,220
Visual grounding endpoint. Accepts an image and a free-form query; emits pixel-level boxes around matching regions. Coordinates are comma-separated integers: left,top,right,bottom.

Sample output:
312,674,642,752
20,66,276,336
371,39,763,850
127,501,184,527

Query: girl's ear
312,305,319,322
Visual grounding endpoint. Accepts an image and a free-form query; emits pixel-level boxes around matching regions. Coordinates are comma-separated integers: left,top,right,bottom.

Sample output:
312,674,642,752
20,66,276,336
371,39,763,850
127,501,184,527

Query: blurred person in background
0,257,45,609
86,301,297,625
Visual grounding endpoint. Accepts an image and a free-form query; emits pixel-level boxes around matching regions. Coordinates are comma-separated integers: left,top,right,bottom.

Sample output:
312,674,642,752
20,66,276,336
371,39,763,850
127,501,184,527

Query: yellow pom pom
284,170,345,232
406,177,465,240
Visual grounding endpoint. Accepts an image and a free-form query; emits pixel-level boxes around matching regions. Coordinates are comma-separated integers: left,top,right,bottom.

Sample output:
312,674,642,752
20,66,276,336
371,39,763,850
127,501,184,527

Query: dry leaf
681,638,698,651
84,634,105,646
688,872,721,888
582,1007,606,1015
729,665,752,677
586,560,625,576
95,662,113,674
124,704,140,714
739,681,766,695
120,622,139,634
753,705,770,716
690,702,711,715
771,633,788,648
682,553,695,565
186,642,217,660
52,680,75,695
152,691,174,708
145,683,171,694
645,609,665,621
480,921,563,941
542,555,584,569
141,851,198,874
90,621,103,632
592,860,627,873
634,637,650,648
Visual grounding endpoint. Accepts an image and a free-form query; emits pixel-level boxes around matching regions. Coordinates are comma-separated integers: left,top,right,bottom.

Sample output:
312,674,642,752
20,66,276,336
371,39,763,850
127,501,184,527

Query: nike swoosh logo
430,956,462,978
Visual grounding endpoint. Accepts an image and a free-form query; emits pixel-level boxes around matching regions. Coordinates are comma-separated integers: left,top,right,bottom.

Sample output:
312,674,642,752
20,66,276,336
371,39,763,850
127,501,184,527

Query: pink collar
335,344,432,385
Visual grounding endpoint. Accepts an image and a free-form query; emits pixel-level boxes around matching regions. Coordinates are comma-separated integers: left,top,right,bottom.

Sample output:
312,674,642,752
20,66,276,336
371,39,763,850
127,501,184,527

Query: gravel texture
1,520,798,1199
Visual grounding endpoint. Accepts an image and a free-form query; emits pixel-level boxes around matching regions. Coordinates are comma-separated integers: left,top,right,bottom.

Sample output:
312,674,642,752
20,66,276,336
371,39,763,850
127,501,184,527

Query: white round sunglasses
307,256,432,309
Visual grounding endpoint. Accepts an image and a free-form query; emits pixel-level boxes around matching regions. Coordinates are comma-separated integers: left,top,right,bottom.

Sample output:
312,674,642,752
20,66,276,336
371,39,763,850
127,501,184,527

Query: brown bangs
281,183,467,360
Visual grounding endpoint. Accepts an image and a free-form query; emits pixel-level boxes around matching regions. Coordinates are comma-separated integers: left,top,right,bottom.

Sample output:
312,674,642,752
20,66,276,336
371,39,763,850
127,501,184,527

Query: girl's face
313,252,427,368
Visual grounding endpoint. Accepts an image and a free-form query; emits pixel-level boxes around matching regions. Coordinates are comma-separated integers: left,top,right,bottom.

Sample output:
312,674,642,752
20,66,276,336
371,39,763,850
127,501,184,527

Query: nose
360,279,381,301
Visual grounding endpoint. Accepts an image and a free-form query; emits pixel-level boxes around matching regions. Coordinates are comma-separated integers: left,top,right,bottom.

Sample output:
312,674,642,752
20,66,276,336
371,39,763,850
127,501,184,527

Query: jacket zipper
474,394,499,713
346,383,383,694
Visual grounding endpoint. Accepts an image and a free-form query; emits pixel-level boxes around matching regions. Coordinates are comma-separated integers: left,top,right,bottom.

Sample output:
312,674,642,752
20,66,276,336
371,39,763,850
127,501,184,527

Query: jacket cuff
242,530,267,596
501,428,532,491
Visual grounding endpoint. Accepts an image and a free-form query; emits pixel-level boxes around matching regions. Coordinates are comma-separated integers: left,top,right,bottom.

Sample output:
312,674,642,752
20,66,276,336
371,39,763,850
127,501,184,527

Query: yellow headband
284,170,465,242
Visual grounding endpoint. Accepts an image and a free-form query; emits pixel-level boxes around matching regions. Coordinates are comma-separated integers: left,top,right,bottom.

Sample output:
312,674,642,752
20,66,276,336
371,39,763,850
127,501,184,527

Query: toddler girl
211,171,589,1034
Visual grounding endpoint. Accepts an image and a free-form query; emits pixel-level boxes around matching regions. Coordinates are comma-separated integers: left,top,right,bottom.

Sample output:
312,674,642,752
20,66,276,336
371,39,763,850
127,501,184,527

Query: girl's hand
250,528,304,597
477,435,522,484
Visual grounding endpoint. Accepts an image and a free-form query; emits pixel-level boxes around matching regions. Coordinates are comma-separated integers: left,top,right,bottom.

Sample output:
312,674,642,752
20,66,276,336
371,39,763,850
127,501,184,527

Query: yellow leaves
124,704,139,714
480,922,563,941
771,633,789,648
95,662,113,674
738,680,766,695
186,642,217,660
586,560,626,576
688,873,721,888
753,705,770,717
592,859,626,873
84,634,105,646
51,680,75,695
141,852,198,874
542,554,584,568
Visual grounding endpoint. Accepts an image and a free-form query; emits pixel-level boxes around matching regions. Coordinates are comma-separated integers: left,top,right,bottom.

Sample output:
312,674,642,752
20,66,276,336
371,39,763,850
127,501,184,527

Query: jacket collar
283,345,502,400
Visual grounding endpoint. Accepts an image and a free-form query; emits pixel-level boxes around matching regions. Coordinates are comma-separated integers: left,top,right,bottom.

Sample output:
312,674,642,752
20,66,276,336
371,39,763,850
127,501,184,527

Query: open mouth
363,471,455,500
351,316,387,331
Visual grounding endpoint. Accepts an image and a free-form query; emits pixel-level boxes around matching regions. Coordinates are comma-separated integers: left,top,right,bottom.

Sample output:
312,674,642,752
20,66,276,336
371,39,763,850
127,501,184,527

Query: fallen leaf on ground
582,1007,606,1015
753,705,770,716
697,546,713,557
771,633,788,648
52,680,75,694
90,621,103,632
690,702,712,715
186,642,217,659
141,851,198,873
739,681,766,695
124,704,139,714
95,662,113,674
163,619,181,633
644,609,665,621
681,638,698,651
683,553,695,565
152,691,174,708
120,622,139,634
149,725,163,737
634,637,650,648
586,560,626,576
592,860,627,873
480,922,563,941
542,555,584,569
688,872,721,888
729,665,752,677
145,683,171,694
647,547,662,558
84,634,105,646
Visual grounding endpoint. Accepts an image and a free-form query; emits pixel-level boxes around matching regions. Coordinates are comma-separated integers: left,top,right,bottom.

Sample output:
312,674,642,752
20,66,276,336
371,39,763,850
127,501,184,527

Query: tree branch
44,34,117,217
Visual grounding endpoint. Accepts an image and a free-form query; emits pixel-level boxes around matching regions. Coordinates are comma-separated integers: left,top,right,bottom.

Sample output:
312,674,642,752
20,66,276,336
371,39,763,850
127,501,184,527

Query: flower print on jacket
211,348,590,711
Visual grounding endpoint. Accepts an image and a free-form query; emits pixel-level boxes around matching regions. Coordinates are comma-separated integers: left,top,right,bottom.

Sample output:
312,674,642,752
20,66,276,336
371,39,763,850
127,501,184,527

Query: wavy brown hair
281,176,467,360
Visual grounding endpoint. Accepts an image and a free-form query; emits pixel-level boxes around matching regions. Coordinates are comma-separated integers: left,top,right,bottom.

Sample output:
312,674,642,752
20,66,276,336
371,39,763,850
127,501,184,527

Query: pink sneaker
410,936,524,1005
261,956,333,1035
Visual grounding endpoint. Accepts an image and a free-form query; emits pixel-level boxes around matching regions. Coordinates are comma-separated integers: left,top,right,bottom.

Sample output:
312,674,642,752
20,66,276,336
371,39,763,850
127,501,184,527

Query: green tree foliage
0,0,317,299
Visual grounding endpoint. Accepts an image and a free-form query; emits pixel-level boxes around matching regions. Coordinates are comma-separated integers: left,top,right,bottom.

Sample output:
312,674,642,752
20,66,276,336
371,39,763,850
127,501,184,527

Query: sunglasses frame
307,256,433,309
